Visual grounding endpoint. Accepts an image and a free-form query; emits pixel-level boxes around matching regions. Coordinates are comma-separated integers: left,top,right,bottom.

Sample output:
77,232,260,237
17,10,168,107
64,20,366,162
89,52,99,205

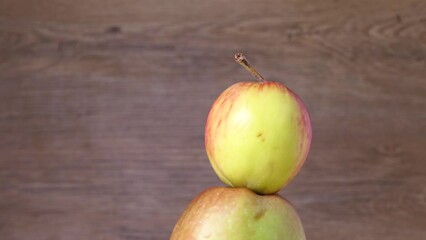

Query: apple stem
234,53,266,82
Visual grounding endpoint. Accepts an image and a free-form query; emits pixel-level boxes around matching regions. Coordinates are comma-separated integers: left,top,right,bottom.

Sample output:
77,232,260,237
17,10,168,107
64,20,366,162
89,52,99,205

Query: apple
170,187,306,240
205,53,312,194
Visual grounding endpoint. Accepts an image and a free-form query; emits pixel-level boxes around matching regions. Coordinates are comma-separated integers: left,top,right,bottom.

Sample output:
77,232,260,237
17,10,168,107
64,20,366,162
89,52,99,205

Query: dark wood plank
0,0,425,239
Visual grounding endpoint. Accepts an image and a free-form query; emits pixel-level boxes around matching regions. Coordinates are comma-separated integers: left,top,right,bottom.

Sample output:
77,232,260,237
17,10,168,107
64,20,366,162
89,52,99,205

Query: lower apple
170,187,306,240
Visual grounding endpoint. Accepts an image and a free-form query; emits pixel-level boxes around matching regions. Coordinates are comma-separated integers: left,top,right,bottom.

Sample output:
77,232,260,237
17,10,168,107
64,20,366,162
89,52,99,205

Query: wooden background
0,0,425,239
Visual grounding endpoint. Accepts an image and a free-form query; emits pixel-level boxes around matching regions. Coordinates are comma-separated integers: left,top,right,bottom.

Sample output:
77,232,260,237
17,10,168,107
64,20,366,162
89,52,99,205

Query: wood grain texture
0,0,425,239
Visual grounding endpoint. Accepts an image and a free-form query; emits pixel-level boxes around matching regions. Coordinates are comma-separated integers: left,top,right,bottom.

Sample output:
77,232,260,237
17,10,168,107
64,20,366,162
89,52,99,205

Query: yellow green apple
205,54,312,194
170,187,306,240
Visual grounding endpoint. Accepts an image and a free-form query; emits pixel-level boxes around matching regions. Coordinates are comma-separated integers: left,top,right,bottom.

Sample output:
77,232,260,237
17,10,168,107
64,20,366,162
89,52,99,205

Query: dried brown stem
234,53,265,82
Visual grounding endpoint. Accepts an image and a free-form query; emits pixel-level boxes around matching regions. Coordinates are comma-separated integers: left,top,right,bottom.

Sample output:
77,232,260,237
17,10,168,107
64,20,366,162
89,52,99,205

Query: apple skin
205,81,311,194
170,187,306,240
